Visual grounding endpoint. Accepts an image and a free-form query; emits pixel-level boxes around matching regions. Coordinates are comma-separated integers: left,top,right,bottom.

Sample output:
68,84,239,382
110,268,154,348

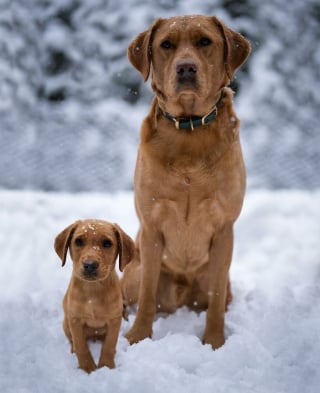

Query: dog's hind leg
63,316,74,353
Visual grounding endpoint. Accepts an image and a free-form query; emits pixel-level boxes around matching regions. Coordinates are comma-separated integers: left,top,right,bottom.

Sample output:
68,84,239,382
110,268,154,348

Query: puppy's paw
77,353,97,374
97,355,115,369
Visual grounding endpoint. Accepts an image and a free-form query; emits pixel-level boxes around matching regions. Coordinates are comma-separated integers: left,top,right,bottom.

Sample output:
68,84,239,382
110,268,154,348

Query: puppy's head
54,220,135,282
128,15,251,116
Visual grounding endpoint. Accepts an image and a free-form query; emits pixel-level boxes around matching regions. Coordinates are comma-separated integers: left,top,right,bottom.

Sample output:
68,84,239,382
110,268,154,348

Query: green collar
163,89,225,130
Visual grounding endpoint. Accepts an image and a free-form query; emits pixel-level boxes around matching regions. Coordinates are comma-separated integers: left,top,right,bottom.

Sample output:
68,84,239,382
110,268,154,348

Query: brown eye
102,239,113,248
75,237,84,247
161,40,173,49
198,37,212,47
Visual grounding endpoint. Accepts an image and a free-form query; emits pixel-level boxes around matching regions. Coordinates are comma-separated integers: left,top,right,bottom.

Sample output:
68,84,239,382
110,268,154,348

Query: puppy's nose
176,60,198,77
83,260,99,274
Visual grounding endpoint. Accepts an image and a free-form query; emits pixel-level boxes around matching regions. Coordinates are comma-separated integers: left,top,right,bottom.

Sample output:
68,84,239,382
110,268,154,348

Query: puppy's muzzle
82,260,99,278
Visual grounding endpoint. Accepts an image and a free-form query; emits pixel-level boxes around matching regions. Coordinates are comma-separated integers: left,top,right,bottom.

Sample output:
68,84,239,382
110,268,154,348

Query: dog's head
54,220,135,281
128,15,251,116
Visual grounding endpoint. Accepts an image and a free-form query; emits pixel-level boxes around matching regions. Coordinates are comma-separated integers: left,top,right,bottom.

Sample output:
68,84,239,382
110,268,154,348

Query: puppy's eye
102,239,113,248
75,237,84,247
198,37,212,47
161,40,173,49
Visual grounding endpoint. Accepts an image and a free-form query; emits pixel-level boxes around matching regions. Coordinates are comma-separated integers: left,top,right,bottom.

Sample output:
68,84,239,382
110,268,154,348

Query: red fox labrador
121,15,251,349
55,219,135,373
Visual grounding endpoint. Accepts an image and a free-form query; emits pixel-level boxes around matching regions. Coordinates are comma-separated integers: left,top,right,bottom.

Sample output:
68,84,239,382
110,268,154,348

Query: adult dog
122,15,251,349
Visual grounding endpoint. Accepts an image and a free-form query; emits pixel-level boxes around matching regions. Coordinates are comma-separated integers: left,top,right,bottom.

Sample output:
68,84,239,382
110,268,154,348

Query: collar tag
163,89,224,130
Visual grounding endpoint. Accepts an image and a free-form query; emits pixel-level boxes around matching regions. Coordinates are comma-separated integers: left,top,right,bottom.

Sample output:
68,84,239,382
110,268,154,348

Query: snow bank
0,189,319,393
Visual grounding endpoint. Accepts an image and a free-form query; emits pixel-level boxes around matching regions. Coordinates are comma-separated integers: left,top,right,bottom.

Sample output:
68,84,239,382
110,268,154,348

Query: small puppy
54,219,135,373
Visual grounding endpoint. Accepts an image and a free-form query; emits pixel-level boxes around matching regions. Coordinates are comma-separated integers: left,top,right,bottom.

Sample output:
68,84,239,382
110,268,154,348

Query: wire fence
2,0,319,192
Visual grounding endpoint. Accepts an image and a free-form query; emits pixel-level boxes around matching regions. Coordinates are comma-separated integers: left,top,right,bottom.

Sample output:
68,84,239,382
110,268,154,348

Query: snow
1,189,319,393
3,0,320,191
2,2,319,390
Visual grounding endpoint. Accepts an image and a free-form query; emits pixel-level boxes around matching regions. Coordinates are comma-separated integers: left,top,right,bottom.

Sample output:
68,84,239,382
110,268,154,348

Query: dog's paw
125,324,152,345
202,330,225,350
97,356,115,369
77,353,97,374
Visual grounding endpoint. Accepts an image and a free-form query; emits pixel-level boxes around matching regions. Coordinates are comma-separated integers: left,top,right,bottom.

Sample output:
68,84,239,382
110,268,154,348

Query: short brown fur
122,15,251,349
55,219,134,373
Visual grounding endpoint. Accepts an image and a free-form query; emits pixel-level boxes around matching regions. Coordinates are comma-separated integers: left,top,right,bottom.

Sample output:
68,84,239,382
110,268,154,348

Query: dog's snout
83,260,99,274
176,60,198,77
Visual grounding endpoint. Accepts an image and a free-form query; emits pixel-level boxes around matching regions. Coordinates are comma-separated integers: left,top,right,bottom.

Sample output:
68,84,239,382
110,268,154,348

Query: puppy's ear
54,221,79,267
212,16,251,81
113,224,135,272
127,18,162,82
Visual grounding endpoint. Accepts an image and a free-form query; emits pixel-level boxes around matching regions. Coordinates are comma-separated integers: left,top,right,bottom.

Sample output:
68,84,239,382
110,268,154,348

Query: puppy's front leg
98,316,122,369
125,228,163,344
69,317,96,373
203,225,234,349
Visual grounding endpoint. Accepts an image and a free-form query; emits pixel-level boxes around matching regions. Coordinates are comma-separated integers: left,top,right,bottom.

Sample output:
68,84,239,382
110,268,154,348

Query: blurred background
3,0,319,192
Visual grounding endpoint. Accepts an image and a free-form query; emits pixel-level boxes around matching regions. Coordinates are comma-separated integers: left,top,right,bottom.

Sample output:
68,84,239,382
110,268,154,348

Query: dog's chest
68,297,107,327
151,190,224,272
83,298,103,320
136,142,245,272
67,287,122,328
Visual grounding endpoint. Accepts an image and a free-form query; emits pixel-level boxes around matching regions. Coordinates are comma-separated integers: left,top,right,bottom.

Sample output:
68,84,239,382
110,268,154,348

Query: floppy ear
54,221,79,267
113,224,135,272
212,16,251,81
127,18,162,82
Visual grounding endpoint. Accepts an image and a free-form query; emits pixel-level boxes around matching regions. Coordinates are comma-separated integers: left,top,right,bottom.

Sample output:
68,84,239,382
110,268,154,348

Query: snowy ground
0,189,319,393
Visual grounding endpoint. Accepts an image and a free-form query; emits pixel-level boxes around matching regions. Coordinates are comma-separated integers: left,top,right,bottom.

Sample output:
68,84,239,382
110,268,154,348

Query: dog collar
163,89,225,131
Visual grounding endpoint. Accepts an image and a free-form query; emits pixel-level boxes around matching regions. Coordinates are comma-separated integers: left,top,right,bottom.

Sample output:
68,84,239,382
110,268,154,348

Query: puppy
54,219,135,373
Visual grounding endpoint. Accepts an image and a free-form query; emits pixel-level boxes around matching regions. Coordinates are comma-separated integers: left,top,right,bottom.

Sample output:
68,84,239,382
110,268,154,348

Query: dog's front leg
98,316,122,369
203,225,234,349
125,228,163,344
69,317,96,373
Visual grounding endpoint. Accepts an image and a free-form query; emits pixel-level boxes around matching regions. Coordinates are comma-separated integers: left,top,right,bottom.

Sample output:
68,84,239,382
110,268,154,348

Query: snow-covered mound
1,189,319,393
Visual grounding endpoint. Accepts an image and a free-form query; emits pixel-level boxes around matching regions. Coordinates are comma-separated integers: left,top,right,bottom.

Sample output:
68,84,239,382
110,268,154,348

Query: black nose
176,60,198,79
83,260,99,274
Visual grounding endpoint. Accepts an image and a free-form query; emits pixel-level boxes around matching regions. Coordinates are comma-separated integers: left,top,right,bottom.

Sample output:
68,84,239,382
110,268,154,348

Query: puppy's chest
82,298,105,319
68,290,122,326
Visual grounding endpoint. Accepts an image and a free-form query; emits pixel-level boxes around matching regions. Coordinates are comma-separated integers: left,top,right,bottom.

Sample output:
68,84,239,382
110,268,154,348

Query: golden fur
55,219,134,373
121,15,251,349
